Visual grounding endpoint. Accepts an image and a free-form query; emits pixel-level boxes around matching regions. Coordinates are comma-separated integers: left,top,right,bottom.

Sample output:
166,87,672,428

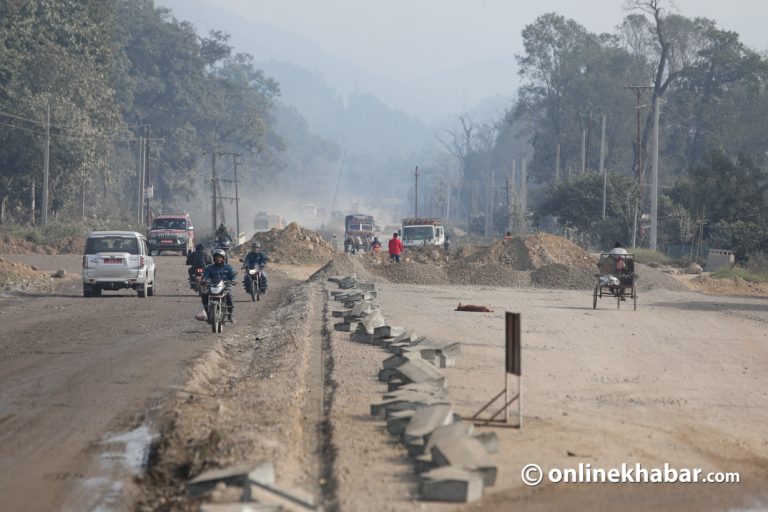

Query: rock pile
245,222,334,265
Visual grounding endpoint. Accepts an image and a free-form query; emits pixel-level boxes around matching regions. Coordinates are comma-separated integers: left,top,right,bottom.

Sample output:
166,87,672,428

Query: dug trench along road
0,253,297,512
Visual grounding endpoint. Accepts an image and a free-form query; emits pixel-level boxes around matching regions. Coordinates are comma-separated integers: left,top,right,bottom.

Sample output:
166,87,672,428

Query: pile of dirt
48,236,84,254
478,234,595,271
687,274,768,297
246,222,334,265
0,257,50,291
353,233,687,292
0,233,56,255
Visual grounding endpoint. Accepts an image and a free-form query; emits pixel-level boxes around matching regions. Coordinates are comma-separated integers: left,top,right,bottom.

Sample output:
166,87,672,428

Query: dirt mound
481,234,595,271
351,233,688,292
48,236,84,254
0,233,56,255
0,257,50,291
246,222,334,265
687,274,768,297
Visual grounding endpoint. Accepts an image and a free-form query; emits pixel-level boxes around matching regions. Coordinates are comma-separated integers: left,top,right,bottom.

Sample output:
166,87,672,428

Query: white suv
82,231,157,297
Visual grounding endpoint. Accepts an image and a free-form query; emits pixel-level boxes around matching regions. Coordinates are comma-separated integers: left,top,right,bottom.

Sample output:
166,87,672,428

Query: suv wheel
137,281,148,298
83,284,93,297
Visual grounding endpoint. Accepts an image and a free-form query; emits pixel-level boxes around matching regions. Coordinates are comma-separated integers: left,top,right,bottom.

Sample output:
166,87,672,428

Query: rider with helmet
185,242,212,279
203,248,237,322
242,241,269,291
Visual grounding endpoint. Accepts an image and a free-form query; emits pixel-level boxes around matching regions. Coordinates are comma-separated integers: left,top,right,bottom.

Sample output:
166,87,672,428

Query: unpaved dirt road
2,251,767,512
329,257,768,512
0,253,297,512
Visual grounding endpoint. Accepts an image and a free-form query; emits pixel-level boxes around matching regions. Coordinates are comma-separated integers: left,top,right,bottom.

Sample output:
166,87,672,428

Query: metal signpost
471,312,522,428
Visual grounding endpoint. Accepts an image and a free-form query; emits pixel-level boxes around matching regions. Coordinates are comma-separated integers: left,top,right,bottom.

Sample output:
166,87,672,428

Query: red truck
147,213,195,255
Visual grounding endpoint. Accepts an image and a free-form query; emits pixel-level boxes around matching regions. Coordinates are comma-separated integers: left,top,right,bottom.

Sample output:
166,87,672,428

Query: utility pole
600,115,606,220
650,96,660,251
138,135,145,225
504,176,512,232
625,85,652,247
42,98,49,226
414,165,419,217
330,151,346,215
585,111,593,171
233,153,241,239
211,151,217,232
486,168,495,237
554,144,560,183
145,125,151,229
30,175,35,225
520,159,527,234
581,128,586,174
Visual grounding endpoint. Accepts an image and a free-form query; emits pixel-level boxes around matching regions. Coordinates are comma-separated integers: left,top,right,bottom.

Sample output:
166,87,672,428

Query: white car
82,231,157,297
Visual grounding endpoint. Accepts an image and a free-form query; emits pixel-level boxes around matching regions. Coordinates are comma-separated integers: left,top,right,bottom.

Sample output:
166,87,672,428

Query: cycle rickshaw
593,252,638,310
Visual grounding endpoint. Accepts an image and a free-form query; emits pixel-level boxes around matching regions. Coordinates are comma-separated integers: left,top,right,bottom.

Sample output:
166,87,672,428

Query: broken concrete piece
374,325,406,339
473,431,499,454
189,462,274,498
383,382,447,401
419,466,484,503
378,359,446,388
425,422,475,454
333,321,359,332
386,409,415,436
247,481,318,511
339,276,358,289
404,404,454,444
199,503,280,512
431,437,497,486
403,339,461,368
360,309,386,334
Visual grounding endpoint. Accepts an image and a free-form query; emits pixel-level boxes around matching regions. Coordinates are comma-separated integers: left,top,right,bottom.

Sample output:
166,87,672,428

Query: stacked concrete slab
328,274,498,504
188,462,318,511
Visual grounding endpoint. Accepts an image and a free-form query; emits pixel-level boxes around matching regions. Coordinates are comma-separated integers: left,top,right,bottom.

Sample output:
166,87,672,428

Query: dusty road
0,253,295,512
330,257,768,511
1,250,767,512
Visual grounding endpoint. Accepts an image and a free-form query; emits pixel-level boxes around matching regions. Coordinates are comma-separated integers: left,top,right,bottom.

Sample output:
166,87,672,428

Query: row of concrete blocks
187,461,318,511
329,274,494,503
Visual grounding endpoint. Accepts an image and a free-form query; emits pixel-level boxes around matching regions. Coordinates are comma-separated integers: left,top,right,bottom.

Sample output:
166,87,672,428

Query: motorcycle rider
242,241,269,292
202,248,237,323
215,223,229,241
185,243,212,280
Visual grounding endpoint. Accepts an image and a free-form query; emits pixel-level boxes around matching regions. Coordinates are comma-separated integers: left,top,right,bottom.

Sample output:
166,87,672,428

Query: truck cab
401,218,445,248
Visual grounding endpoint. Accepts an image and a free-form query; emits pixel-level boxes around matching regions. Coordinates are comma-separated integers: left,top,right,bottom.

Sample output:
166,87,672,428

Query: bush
631,248,671,266
711,266,768,283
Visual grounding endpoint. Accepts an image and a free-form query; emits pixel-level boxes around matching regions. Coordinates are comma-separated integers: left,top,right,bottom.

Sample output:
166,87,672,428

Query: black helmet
195,243,204,251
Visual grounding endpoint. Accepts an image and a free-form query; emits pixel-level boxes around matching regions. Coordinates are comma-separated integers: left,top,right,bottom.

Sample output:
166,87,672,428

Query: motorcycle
189,267,205,296
216,238,232,259
205,280,233,333
242,261,266,302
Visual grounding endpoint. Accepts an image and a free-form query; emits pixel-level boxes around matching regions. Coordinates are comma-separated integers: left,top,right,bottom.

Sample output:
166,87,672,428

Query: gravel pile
350,233,687,292
531,263,595,289
245,222,334,265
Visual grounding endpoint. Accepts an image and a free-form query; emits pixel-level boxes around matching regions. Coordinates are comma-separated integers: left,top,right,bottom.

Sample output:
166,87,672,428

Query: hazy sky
183,0,767,80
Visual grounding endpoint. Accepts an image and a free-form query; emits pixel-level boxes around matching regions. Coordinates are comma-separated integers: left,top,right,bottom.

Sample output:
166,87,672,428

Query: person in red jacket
388,232,404,263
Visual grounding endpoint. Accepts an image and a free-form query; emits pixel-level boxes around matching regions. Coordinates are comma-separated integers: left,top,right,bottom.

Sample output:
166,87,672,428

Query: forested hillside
0,0,340,227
